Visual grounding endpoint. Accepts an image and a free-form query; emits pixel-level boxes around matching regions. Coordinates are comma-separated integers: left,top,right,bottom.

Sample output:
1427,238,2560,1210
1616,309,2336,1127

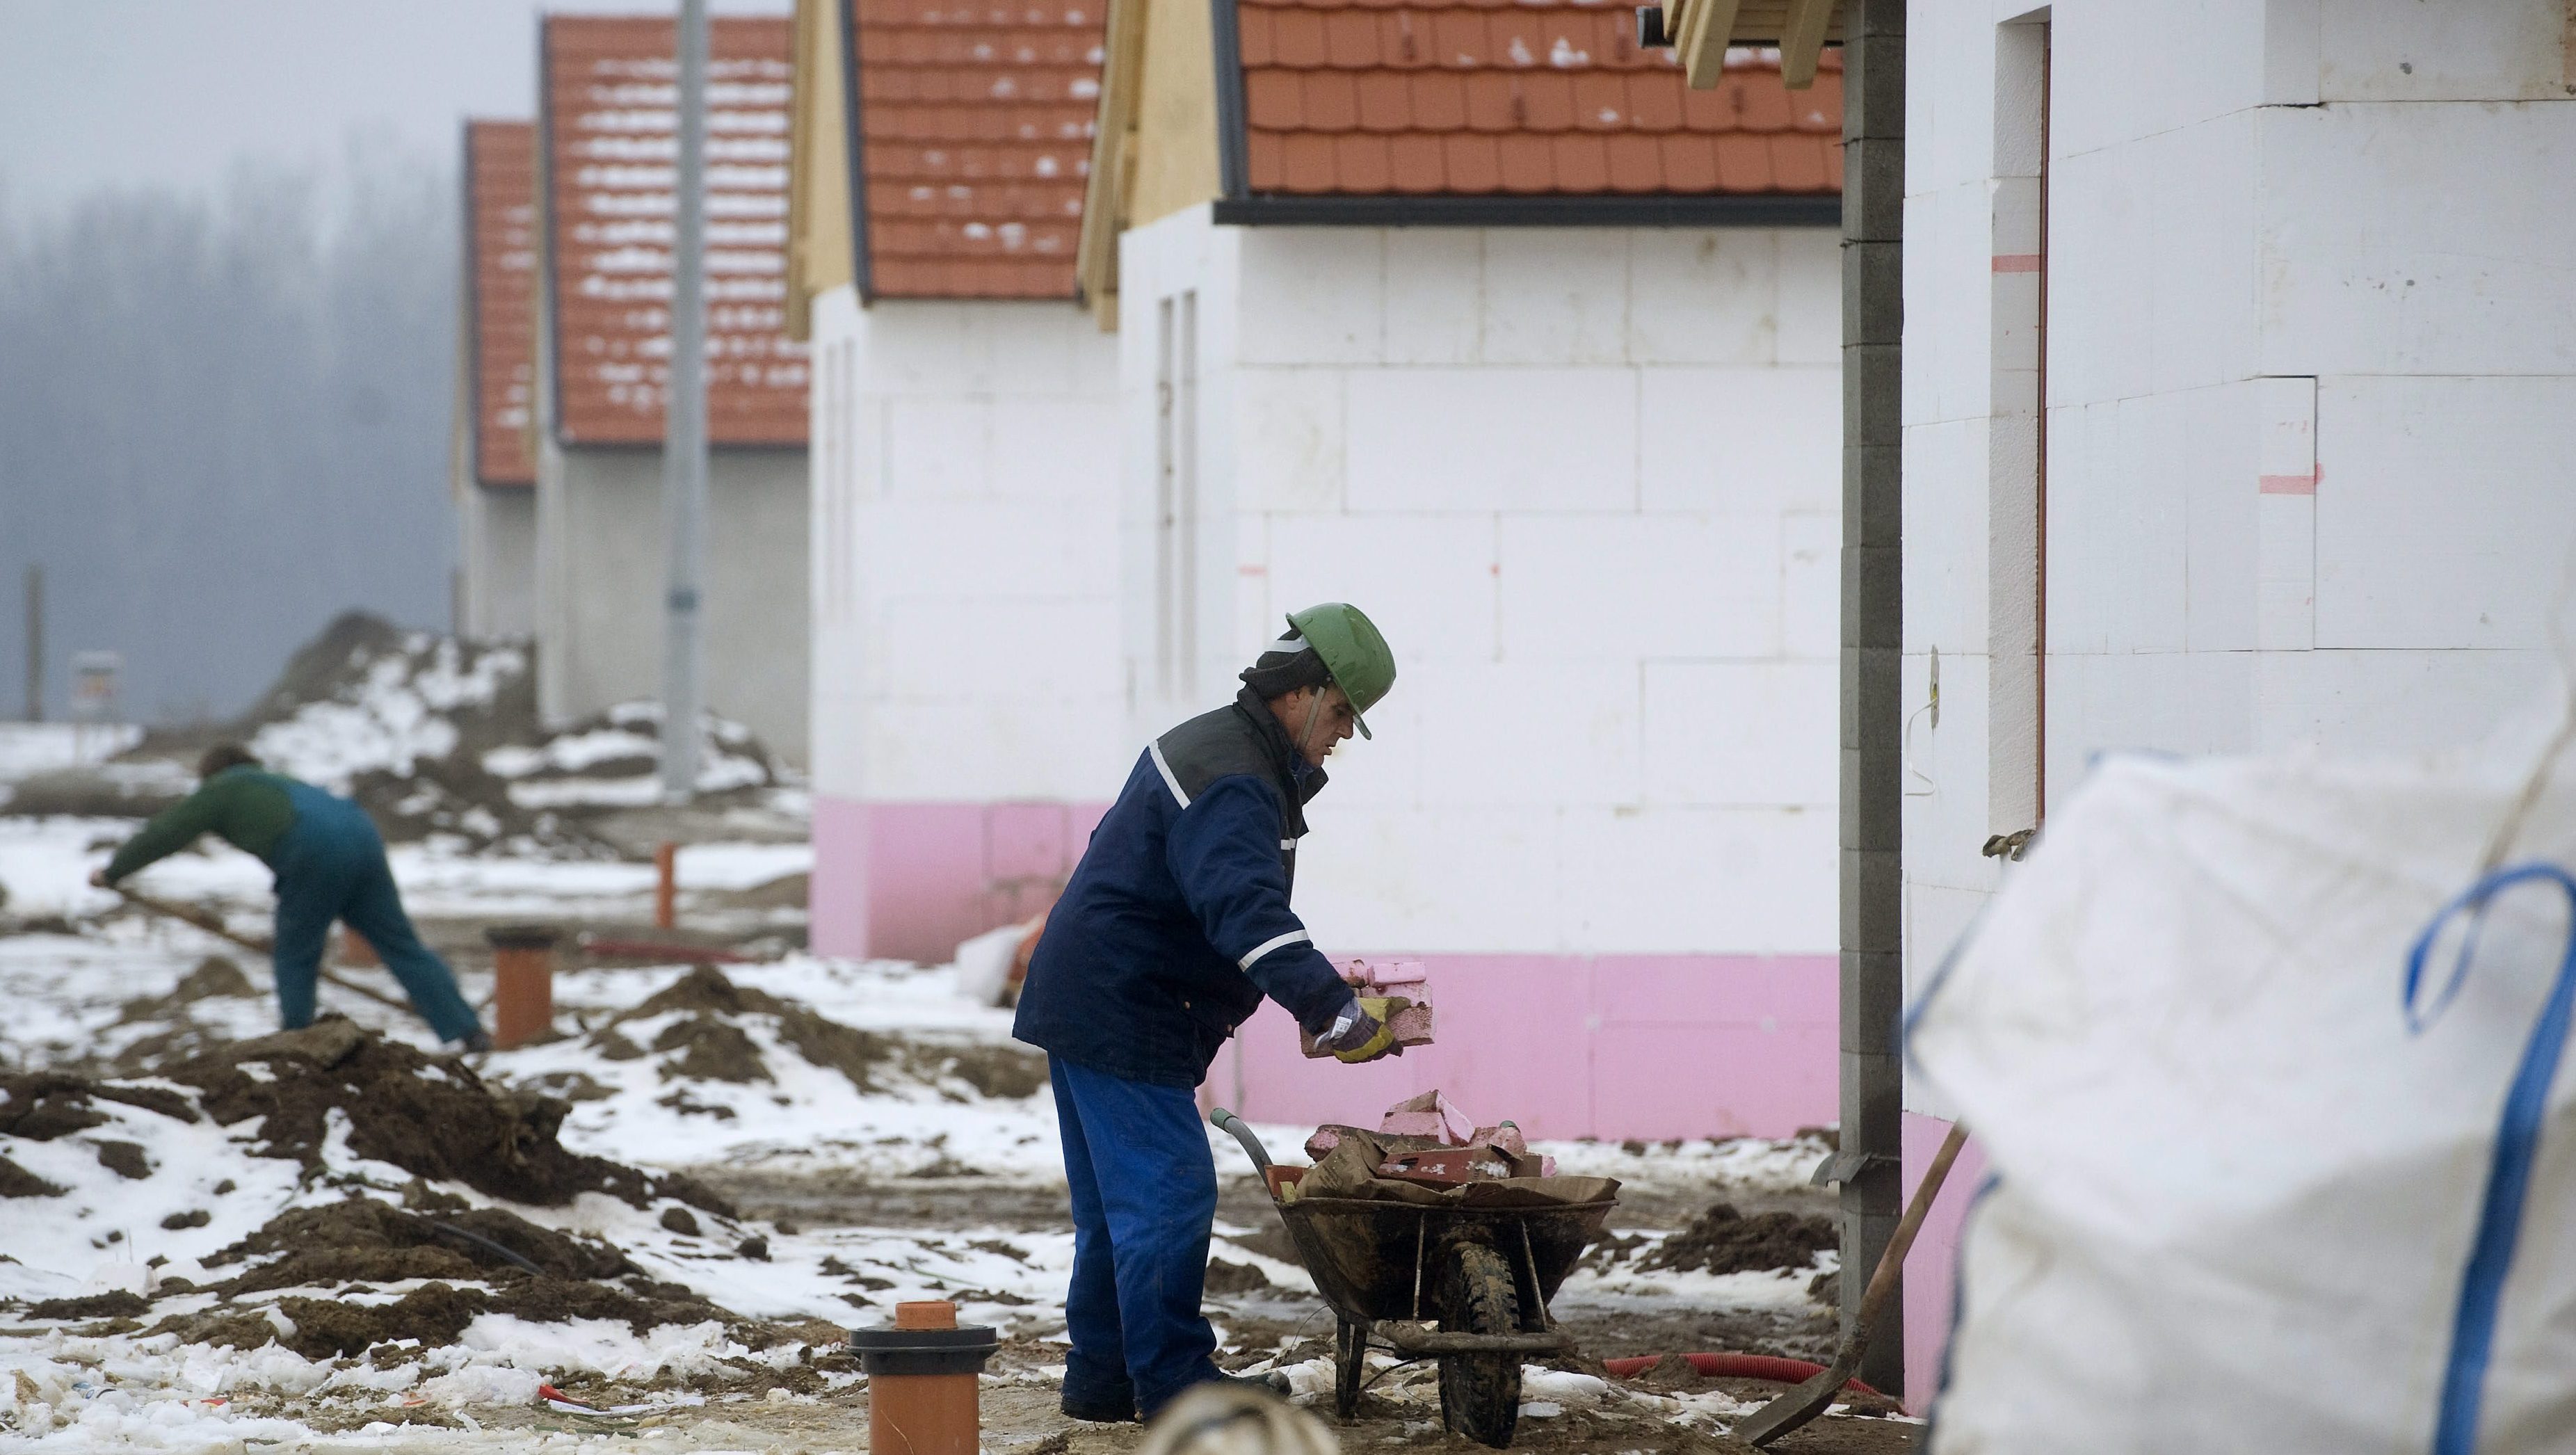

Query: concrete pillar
1837,0,1906,1399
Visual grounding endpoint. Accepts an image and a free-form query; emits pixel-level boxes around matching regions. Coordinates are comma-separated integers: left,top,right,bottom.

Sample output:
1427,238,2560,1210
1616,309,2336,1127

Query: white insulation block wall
1116,207,1844,956
1899,0,2576,1050
808,289,1125,803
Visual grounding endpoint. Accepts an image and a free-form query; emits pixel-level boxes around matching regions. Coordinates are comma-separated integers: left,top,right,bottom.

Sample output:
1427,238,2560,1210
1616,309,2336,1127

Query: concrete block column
1838,0,1906,1400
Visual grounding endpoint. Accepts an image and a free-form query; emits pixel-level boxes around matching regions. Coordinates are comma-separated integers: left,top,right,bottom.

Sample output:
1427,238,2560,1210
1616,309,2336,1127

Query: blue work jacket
1013,688,1358,1087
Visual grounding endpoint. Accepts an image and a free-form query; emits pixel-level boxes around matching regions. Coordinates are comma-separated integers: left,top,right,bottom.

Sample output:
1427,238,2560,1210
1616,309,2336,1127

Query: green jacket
104,767,299,883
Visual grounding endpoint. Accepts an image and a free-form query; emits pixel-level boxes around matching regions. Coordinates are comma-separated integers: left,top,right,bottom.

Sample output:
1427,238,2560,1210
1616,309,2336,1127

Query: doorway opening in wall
1155,290,1200,700
1987,14,2049,852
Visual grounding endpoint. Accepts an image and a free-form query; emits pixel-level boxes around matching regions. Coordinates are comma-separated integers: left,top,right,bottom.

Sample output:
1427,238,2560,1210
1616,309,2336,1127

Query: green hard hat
1286,602,1395,739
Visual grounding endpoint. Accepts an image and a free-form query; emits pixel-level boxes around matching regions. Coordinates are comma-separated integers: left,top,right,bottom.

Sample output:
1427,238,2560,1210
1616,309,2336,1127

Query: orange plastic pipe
654,842,678,930
872,1302,981,1455
485,925,560,1049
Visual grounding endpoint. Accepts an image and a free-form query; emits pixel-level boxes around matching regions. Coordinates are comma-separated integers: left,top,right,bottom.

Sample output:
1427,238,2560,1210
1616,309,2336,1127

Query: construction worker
90,743,490,1050
1014,603,1401,1422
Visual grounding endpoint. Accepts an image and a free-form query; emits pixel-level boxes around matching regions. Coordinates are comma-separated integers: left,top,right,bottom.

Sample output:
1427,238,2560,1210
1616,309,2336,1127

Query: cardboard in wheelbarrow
1301,1127,1618,1209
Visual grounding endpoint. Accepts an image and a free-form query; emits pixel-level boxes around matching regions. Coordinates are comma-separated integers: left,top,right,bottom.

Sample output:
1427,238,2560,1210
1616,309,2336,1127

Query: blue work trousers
270,783,482,1044
1051,1055,1221,1417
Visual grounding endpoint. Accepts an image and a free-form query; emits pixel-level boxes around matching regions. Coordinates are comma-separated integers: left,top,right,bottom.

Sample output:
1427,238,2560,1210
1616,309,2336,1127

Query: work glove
1323,996,1401,1063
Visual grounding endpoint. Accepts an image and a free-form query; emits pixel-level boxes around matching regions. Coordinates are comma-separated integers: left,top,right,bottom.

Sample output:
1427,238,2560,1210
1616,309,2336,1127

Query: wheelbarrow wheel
1335,1316,1368,1422
1436,1243,1522,1449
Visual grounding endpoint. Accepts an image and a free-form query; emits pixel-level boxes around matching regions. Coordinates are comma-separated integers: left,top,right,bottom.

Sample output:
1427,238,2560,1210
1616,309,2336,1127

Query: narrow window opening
1153,291,1200,700
1988,15,2050,839
1175,290,1199,700
1154,297,1176,695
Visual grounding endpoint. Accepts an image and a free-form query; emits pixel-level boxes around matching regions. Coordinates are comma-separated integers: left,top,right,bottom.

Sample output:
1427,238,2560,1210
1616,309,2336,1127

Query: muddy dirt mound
29,1290,153,1321
940,1044,1048,1099
484,1273,740,1334
0,1153,66,1198
481,701,779,813
152,1274,764,1358
154,1280,492,1361
204,1196,635,1295
19,616,773,848
650,1017,771,1083
151,1196,751,1351
163,1018,730,1214
1202,1259,1275,1296
0,1070,200,1139
230,611,418,730
1638,1203,1839,1276
601,966,1045,1099
1636,1353,1717,1391
116,956,258,1024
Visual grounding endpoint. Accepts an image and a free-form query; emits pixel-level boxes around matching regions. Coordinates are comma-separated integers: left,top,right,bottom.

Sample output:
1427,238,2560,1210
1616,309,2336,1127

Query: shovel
111,883,411,1014
1732,1122,1970,1447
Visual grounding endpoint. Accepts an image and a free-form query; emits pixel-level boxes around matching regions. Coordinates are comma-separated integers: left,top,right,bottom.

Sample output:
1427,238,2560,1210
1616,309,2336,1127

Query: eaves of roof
1212,0,1844,223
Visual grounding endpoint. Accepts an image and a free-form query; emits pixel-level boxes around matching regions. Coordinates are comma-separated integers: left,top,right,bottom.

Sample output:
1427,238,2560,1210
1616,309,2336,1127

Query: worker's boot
1059,1390,1137,1424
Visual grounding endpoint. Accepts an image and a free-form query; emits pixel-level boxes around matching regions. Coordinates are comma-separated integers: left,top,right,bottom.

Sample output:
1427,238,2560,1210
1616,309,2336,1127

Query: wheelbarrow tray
1278,1195,1616,1331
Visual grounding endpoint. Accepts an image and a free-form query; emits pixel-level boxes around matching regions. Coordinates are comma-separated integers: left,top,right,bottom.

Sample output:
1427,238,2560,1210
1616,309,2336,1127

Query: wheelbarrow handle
1209,1109,1271,1172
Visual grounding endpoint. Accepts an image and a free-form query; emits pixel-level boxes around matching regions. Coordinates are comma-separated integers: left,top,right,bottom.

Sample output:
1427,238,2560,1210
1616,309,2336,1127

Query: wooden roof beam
1677,0,1744,92
1673,0,1842,90
1779,0,1836,88
1075,0,1147,329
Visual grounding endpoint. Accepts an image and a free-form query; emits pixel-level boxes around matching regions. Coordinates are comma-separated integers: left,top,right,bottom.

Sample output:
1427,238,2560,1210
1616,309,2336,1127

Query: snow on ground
0,725,145,785
1,810,1842,1447
480,703,775,810
0,817,807,926
496,960,1063,1182
1541,1130,1835,1196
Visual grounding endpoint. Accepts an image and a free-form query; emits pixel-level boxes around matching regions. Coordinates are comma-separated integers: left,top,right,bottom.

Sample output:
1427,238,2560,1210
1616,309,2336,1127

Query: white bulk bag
1910,700,2576,1454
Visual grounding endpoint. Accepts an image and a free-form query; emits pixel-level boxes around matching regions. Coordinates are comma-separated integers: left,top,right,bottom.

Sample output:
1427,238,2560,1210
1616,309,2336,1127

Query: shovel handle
115,885,271,955
114,885,412,1015
1855,1123,1970,1335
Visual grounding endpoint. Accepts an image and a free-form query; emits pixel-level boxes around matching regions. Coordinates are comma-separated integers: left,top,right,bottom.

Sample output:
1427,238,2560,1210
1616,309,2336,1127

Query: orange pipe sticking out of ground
854,1301,996,1455
485,924,560,1048
653,842,678,931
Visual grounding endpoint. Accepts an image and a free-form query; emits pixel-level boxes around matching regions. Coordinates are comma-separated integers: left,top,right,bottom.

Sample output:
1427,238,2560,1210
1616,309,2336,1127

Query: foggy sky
0,1,786,725
0,1,789,222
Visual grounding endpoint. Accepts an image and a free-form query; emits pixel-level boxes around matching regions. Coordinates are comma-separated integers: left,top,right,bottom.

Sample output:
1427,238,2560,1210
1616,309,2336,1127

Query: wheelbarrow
1212,1111,1616,1449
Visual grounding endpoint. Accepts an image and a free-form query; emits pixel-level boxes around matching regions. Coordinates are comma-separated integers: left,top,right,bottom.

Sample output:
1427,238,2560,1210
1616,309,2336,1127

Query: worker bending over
1015,603,1401,1422
93,743,489,1050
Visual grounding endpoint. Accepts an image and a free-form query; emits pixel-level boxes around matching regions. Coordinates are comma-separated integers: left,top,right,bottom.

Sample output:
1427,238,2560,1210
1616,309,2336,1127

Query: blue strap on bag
2403,862,2576,1455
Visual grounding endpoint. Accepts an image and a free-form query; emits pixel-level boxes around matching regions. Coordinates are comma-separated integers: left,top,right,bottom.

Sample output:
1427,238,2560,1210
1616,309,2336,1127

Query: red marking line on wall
1238,564,1268,576
2260,466,2322,496
1990,253,2042,273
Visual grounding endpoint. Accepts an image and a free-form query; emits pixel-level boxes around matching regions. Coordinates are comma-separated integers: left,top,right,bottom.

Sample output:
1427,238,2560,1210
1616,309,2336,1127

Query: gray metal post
24,565,42,722
660,0,711,801
1839,0,1906,1399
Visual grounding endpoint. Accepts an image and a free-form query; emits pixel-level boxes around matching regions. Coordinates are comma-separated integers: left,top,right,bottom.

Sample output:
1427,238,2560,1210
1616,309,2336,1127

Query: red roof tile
1238,0,1840,199
851,0,1104,299
541,17,808,448
465,120,538,487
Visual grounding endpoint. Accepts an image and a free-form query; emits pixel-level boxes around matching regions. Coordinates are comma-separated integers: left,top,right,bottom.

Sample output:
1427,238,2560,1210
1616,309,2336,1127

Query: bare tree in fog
0,143,458,724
